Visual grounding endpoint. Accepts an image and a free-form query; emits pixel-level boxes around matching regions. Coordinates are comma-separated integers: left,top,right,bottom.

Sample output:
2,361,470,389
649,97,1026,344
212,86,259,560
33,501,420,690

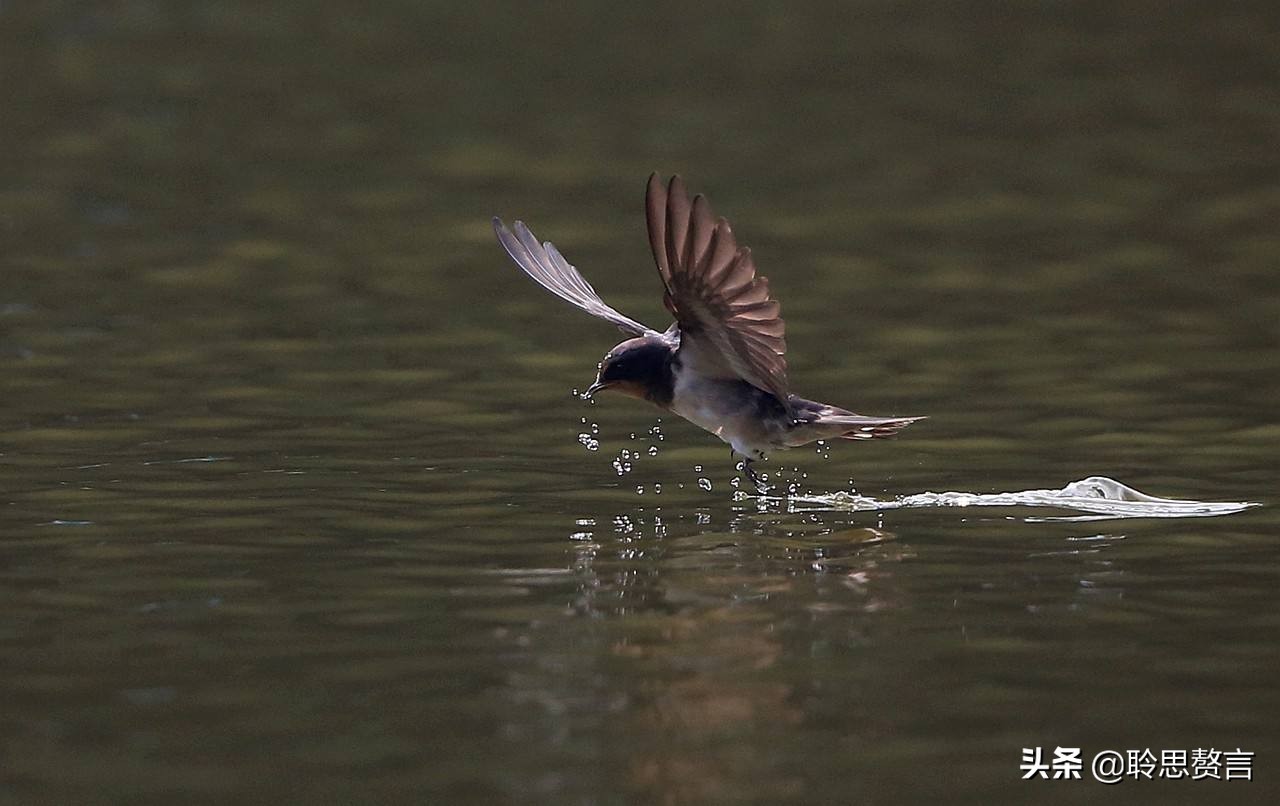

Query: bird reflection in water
562,510,910,801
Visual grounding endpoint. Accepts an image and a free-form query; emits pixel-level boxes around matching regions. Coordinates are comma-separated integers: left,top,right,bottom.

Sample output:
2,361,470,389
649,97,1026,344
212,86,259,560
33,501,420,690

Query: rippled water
2,2,1278,804
761,476,1260,520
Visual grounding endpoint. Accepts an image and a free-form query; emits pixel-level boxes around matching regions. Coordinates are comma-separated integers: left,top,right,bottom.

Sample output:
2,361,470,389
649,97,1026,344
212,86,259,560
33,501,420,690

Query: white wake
749,476,1260,521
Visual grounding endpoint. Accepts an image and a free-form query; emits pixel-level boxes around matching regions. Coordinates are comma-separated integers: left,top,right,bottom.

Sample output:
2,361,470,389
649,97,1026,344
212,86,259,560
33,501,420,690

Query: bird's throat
632,345,675,407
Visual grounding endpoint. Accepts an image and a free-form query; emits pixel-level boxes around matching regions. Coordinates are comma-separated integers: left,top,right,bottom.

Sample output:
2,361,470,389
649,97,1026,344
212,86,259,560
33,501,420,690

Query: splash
749,476,1259,521
577,417,601,452
612,449,635,476
582,416,667,479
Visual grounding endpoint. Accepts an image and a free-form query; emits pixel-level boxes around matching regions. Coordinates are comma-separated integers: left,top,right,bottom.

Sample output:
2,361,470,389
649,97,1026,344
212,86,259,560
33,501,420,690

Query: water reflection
503,511,905,801
488,499,1150,801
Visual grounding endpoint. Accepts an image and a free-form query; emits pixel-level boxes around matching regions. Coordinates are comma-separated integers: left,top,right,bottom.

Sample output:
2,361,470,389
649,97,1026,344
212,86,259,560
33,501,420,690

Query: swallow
493,174,923,488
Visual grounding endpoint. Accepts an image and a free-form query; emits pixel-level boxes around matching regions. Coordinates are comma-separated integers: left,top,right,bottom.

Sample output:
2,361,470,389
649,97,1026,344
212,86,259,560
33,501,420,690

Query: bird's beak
583,380,611,399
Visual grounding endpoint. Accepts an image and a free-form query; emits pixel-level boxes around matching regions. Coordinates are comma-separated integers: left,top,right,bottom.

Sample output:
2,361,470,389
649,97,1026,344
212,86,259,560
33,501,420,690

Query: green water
2,2,1277,803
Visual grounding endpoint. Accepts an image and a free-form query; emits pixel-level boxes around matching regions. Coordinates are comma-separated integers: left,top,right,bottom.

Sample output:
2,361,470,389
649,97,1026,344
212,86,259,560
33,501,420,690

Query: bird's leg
732,449,768,493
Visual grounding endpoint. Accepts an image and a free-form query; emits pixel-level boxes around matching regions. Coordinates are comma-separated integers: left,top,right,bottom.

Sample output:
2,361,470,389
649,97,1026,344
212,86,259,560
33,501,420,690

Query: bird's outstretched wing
645,174,790,407
493,217,658,337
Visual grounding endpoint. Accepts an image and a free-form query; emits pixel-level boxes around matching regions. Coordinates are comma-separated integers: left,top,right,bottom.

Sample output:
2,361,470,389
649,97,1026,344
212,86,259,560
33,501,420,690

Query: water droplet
694,464,703,472
698,478,712,491
647,445,658,456
636,485,644,495
577,433,600,451
653,483,662,494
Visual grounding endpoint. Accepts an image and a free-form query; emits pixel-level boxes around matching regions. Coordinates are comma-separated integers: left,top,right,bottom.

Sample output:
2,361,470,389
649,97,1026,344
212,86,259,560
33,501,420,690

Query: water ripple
752,476,1260,521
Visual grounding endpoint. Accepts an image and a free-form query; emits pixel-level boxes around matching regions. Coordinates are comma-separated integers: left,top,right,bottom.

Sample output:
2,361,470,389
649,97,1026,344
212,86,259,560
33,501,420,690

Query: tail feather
783,397,924,446
829,415,926,440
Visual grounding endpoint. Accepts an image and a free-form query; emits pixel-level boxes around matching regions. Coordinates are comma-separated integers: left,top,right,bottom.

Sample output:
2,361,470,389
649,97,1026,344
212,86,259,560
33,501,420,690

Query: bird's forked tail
832,414,925,440
783,397,925,447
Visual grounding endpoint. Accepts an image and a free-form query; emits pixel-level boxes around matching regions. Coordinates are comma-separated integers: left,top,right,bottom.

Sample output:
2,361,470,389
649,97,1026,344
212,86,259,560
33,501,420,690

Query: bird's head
583,337,672,402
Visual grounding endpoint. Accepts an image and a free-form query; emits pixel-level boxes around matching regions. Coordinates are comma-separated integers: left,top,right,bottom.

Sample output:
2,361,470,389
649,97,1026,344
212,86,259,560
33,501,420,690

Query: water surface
2,2,1278,803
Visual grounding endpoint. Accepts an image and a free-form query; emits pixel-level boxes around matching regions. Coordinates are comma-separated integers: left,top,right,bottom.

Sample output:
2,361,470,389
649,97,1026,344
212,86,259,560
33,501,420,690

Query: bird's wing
645,174,790,406
493,217,658,338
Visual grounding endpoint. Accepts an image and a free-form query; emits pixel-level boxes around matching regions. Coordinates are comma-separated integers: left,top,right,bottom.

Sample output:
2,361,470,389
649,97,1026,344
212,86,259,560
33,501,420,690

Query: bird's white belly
669,372,776,459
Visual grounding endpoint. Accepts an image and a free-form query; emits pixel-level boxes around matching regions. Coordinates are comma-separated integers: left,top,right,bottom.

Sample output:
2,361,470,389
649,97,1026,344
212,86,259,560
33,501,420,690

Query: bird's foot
733,452,769,494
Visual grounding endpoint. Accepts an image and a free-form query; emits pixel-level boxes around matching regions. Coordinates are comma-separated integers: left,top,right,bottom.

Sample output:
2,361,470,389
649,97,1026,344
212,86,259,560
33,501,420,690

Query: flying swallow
493,174,923,487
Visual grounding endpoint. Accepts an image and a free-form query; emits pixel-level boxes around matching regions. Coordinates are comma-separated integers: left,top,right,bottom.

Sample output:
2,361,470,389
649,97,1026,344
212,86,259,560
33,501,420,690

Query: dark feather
644,174,791,410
